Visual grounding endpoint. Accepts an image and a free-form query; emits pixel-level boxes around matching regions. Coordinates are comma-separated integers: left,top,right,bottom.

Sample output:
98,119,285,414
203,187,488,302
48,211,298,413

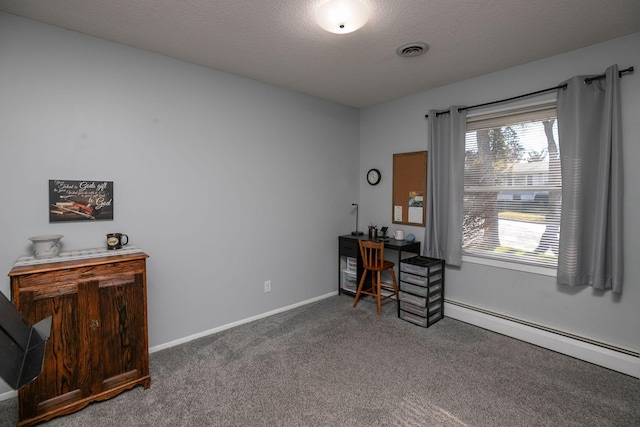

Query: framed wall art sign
49,180,114,222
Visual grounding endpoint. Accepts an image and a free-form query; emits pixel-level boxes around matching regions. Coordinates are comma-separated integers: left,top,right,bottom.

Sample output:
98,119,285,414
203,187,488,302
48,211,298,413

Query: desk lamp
351,203,363,236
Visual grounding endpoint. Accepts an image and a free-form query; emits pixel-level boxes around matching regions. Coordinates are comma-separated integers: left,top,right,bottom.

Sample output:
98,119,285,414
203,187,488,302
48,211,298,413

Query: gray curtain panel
424,107,467,266
556,65,624,292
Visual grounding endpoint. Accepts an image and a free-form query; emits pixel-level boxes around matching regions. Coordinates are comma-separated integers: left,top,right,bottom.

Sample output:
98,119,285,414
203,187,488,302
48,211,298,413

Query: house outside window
463,103,561,269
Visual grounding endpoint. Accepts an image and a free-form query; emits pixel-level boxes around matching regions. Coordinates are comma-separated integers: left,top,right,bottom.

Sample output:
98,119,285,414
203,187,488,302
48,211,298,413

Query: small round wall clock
367,168,381,185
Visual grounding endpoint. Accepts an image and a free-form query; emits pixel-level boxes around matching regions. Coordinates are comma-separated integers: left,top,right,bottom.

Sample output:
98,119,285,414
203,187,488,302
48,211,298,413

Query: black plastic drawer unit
398,256,445,327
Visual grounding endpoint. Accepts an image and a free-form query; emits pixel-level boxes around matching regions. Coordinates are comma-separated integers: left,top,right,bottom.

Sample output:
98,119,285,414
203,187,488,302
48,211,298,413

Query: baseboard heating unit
444,299,639,378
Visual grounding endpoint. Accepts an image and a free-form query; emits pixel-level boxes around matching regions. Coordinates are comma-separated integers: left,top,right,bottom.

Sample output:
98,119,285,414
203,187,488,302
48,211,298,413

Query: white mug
393,230,404,240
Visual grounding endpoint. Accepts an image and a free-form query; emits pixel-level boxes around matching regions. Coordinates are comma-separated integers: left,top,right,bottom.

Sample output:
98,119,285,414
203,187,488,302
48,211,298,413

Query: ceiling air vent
396,42,429,58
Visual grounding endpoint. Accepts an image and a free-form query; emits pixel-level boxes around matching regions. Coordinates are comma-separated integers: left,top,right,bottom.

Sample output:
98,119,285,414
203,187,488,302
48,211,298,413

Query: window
463,104,561,268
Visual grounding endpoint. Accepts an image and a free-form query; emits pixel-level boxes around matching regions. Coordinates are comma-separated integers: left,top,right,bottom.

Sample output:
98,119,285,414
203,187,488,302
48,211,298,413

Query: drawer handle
90,319,100,331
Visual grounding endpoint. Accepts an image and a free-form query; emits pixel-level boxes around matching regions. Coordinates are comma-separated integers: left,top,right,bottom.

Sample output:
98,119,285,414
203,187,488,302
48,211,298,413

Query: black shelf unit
397,256,445,327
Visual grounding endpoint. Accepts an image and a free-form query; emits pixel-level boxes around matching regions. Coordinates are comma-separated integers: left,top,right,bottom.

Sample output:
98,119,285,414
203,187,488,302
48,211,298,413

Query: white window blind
463,103,561,268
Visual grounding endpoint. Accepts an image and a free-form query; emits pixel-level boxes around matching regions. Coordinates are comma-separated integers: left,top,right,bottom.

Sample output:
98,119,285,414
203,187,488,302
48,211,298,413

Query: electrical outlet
264,280,271,293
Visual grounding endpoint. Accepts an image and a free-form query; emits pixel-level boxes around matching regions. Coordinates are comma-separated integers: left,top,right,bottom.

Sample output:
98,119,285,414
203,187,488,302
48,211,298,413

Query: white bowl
28,234,64,258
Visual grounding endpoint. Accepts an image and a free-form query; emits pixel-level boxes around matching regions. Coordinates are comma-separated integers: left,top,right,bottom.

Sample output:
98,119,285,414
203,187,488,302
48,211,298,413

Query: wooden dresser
8,250,150,426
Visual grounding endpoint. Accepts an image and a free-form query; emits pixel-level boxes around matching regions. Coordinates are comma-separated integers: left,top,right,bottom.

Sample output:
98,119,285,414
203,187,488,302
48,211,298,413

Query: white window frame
462,95,559,276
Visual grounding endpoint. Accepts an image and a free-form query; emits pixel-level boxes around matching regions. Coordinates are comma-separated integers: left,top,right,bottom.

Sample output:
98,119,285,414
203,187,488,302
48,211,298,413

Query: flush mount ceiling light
396,42,429,58
316,0,369,34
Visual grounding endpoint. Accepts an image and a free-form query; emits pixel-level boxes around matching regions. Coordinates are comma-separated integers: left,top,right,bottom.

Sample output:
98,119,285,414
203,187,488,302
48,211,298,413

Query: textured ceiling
1,0,639,108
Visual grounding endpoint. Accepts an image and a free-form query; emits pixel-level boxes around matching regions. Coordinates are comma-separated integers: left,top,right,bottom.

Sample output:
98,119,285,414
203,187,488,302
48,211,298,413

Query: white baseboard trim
149,291,338,353
0,390,17,402
445,302,639,378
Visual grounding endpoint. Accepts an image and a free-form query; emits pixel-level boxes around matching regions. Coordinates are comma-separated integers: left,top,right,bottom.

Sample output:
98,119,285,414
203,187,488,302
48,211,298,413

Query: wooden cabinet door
17,284,91,421
94,271,149,392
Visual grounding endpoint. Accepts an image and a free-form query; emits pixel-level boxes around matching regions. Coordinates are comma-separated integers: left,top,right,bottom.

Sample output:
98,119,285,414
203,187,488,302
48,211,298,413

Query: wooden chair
353,240,399,315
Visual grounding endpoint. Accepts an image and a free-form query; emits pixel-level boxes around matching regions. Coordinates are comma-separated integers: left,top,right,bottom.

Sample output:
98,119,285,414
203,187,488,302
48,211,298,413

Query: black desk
338,235,421,295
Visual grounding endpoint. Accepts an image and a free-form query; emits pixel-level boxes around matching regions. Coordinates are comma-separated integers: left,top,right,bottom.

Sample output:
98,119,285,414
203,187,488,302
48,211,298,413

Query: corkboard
392,151,427,226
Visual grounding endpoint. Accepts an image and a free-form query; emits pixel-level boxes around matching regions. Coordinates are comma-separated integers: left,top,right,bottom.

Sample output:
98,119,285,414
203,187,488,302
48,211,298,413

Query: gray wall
360,32,640,351
0,13,359,393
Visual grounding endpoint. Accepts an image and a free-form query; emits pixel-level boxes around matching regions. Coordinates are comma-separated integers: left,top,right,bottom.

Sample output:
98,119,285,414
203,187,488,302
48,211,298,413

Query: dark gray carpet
1,295,638,426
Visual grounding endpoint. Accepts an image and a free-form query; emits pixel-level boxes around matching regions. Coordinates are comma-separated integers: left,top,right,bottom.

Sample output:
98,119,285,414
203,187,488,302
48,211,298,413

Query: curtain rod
425,66,634,118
